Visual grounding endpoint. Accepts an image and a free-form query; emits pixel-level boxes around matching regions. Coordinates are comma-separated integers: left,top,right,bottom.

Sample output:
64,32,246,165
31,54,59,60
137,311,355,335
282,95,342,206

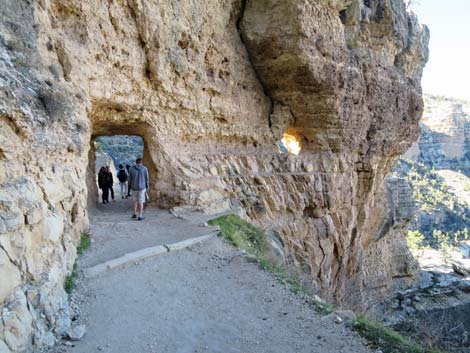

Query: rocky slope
0,1,428,351
393,159,470,247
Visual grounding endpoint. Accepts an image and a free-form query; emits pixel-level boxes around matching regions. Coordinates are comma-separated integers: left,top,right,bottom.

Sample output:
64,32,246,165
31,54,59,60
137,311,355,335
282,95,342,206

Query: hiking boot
132,214,137,219
138,216,145,221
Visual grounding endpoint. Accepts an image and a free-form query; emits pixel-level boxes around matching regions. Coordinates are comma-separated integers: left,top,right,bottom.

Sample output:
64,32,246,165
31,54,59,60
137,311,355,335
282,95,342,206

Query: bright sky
410,0,470,101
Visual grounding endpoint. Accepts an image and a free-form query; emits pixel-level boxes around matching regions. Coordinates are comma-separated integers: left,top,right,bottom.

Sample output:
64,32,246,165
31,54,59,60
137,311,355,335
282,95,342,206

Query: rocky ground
369,247,470,352
0,1,429,349
44,198,375,353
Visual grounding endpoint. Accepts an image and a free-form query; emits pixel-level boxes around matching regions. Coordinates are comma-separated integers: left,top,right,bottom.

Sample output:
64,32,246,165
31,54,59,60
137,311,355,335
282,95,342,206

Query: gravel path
50,204,375,353
83,199,214,267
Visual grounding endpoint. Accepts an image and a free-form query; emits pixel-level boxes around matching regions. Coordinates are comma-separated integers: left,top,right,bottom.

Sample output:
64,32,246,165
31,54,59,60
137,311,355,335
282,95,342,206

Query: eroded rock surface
240,0,428,307
405,95,470,168
371,248,470,351
397,95,470,250
384,95,470,352
0,0,428,351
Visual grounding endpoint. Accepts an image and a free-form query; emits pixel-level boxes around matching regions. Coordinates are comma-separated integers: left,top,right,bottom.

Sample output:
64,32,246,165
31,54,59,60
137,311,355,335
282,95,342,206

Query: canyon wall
94,135,144,168
376,95,470,351
405,95,470,171
0,0,428,351
398,95,470,245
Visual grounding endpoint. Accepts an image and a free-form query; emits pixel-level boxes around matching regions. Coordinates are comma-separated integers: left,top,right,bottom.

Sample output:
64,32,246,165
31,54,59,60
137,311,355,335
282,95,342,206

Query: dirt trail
82,199,213,267
50,198,375,353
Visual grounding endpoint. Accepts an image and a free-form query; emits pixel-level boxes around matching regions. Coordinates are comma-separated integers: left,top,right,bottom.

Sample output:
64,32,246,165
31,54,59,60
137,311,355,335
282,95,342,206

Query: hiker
117,164,128,199
128,158,149,221
105,166,115,201
98,166,109,204
126,164,132,198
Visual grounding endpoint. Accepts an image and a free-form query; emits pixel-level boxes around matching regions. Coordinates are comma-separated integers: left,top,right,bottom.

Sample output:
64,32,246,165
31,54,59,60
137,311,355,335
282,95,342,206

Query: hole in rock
277,132,302,155
339,9,347,24
81,108,210,269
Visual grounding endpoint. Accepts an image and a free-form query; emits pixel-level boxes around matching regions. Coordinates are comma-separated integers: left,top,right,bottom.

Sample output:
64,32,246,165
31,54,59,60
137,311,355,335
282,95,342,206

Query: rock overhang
0,0,428,351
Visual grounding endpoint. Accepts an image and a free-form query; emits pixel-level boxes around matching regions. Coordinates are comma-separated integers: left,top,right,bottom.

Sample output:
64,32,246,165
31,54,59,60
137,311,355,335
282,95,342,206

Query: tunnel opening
78,104,220,271
92,135,144,203
86,117,161,210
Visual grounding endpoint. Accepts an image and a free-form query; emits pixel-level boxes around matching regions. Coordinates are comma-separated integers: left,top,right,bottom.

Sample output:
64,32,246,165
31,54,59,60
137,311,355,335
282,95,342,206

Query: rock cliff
0,0,428,351
376,96,470,352
405,95,470,168
400,95,470,242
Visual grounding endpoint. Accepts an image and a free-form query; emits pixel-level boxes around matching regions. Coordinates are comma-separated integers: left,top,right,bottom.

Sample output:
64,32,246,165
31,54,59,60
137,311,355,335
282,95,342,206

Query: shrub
64,262,78,294
77,233,91,255
208,214,270,258
352,315,447,353
407,230,425,251
208,214,335,314
393,159,470,249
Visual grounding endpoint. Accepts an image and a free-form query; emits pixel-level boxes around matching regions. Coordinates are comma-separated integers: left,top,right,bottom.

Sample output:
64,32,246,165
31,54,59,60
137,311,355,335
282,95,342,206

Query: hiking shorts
132,189,146,203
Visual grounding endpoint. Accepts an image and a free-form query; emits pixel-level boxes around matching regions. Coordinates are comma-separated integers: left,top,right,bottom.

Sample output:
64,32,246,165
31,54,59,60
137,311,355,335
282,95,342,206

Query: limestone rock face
0,0,428,351
398,96,470,252
240,0,428,306
405,95,470,170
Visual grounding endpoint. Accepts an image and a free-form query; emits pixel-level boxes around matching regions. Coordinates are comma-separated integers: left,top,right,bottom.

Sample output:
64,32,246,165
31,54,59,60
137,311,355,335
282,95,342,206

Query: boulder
65,325,86,341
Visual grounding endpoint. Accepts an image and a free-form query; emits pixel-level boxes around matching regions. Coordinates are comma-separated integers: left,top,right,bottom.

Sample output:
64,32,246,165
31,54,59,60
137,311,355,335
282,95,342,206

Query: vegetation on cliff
353,316,446,353
393,159,470,249
208,214,334,313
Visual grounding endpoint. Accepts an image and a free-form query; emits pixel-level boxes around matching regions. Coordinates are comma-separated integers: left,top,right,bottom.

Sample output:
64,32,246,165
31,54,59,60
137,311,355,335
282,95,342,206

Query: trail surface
50,198,375,353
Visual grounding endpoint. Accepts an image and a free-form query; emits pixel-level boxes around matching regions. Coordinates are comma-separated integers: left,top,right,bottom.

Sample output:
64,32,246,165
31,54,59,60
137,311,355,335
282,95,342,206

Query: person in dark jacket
105,166,115,201
117,164,128,199
128,158,149,221
98,166,109,204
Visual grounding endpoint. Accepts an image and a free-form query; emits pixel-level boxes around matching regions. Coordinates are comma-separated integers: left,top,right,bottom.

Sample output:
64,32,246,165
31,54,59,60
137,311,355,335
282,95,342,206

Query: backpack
118,169,128,182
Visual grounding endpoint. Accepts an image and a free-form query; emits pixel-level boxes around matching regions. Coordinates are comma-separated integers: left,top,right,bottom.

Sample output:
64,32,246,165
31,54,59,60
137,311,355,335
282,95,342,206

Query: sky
410,0,470,101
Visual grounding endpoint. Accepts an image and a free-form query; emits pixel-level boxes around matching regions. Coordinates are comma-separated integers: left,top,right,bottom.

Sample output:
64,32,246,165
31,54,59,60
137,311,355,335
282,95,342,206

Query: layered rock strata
0,0,428,351
399,96,470,243
405,95,470,172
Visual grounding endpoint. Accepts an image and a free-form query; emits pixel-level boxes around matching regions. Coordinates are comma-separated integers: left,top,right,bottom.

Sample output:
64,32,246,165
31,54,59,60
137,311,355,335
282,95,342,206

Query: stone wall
0,0,428,351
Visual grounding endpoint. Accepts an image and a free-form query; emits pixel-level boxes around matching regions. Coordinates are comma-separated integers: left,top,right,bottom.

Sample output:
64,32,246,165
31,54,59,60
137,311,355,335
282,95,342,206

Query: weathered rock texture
374,97,470,353
240,0,428,306
405,95,470,171
0,0,428,351
399,96,470,243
